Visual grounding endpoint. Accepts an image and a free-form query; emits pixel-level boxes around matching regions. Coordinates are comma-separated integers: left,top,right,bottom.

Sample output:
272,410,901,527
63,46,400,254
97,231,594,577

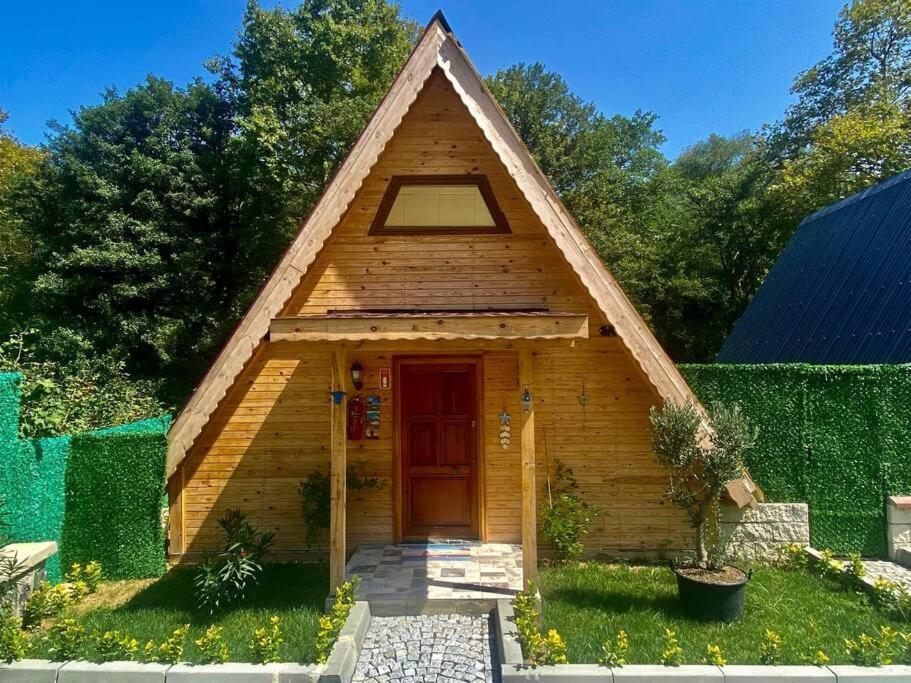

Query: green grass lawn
29,562,328,664
539,562,906,665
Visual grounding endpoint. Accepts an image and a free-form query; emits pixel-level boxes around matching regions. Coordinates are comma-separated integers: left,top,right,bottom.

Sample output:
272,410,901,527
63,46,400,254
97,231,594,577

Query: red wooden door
399,361,478,539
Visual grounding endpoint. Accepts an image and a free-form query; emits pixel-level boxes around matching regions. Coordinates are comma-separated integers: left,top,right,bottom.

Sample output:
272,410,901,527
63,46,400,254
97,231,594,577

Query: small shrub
776,543,808,571
66,562,103,595
45,618,87,661
598,629,629,667
660,629,684,666
315,576,359,664
804,649,830,666
298,467,382,552
897,631,911,665
250,616,283,664
83,561,103,592
143,624,188,664
194,509,274,614
22,581,74,629
195,625,229,665
844,626,898,667
841,553,865,590
539,462,597,562
92,630,139,662
759,629,782,665
869,576,911,621
704,644,726,666
512,584,568,665
813,549,845,583
0,609,28,663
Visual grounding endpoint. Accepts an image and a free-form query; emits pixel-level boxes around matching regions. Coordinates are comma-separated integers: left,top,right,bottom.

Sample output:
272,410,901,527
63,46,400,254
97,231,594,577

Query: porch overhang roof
269,311,589,342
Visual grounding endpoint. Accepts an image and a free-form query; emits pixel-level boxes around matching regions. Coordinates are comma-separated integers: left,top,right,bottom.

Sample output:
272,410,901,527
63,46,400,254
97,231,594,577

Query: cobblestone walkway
862,559,911,591
352,613,497,683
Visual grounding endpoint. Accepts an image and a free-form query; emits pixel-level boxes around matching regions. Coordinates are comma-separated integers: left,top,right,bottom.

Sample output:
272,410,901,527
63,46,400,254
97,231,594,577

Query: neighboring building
166,13,756,591
718,170,911,364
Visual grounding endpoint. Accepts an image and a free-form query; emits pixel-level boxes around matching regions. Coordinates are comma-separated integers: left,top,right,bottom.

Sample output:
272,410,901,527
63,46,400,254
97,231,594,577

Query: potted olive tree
649,401,755,621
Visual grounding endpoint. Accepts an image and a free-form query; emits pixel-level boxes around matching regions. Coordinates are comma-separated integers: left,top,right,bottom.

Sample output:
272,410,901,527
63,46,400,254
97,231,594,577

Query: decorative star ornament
498,410,511,425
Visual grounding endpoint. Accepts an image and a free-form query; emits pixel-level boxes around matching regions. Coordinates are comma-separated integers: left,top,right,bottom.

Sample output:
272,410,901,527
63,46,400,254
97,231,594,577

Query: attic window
369,175,509,235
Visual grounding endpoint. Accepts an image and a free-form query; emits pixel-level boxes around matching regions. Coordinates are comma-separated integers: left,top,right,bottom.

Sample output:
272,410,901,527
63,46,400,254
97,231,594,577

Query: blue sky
1,1,844,158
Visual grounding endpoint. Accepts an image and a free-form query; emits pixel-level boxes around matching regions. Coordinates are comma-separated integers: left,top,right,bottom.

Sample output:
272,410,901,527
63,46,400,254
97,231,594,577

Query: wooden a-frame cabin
166,12,757,592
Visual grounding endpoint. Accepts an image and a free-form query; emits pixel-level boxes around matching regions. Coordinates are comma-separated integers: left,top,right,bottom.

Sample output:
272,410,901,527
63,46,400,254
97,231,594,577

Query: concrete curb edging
319,600,371,683
0,660,323,682
492,599,911,682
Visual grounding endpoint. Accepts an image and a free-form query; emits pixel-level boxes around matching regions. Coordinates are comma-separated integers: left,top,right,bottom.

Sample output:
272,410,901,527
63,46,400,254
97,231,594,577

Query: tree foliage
2,0,910,426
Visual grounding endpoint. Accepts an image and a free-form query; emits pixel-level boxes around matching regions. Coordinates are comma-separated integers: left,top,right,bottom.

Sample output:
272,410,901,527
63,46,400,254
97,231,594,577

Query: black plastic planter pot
672,563,751,622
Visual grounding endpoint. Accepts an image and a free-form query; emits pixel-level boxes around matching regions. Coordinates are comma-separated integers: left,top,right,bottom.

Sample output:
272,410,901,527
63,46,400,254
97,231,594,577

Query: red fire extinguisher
347,395,365,440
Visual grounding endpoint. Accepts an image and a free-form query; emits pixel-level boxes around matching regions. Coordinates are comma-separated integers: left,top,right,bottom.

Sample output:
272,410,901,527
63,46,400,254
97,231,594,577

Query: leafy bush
650,401,754,569
194,509,274,614
22,580,75,628
512,585,568,665
143,624,188,664
539,462,597,562
0,496,26,605
759,629,782,665
660,629,684,666
598,630,628,667
250,616,283,664
704,644,726,666
844,626,898,666
66,561,102,593
776,543,808,571
92,630,139,662
194,625,228,664
44,618,86,661
0,330,163,439
298,467,381,551
0,609,28,663
316,576,359,663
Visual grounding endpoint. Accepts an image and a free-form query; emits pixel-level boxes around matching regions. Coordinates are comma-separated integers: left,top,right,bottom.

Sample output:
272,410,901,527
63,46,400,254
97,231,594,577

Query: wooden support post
518,348,538,586
329,347,347,592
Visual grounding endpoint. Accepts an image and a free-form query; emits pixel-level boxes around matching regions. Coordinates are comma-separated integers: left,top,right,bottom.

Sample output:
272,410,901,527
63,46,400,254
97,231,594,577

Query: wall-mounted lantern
350,361,364,390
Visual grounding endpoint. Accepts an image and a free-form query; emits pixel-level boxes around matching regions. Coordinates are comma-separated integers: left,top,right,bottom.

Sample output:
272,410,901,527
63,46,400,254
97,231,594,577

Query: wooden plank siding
172,67,689,559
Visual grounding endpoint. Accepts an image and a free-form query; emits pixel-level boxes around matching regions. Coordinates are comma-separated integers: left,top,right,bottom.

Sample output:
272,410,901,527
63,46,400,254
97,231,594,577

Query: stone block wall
720,502,809,561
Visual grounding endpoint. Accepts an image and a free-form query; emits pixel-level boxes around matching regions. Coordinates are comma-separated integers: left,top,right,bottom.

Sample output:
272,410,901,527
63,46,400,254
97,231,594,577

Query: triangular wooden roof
166,13,758,506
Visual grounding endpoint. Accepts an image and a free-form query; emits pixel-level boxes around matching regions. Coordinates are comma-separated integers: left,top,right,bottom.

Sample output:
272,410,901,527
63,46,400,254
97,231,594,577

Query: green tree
17,77,236,400
779,0,911,155
648,134,790,360
0,110,42,329
210,0,419,299
487,62,670,334
14,0,418,405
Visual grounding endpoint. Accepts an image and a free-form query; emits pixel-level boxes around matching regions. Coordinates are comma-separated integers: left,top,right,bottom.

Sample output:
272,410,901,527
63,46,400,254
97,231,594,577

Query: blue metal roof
716,169,911,364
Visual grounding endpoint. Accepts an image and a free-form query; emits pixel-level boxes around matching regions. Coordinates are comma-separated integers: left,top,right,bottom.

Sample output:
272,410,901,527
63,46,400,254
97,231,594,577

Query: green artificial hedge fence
681,364,911,556
60,418,169,580
0,373,170,581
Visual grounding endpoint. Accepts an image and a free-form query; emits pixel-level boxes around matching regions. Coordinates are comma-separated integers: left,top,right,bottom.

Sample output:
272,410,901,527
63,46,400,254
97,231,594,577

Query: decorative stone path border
493,600,911,683
0,601,372,683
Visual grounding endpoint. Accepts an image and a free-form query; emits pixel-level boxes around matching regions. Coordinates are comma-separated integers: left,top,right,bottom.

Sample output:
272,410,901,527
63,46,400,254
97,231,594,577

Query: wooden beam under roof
269,312,589,342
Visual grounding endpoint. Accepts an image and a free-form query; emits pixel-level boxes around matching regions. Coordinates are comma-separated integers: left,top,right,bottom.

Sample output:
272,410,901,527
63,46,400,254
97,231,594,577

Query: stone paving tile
862,559,911,591
347,543,522,603
352,613,497,683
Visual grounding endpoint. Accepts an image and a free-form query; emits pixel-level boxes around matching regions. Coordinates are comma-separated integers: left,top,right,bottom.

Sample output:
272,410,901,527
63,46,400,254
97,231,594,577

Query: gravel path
352,613,498,683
